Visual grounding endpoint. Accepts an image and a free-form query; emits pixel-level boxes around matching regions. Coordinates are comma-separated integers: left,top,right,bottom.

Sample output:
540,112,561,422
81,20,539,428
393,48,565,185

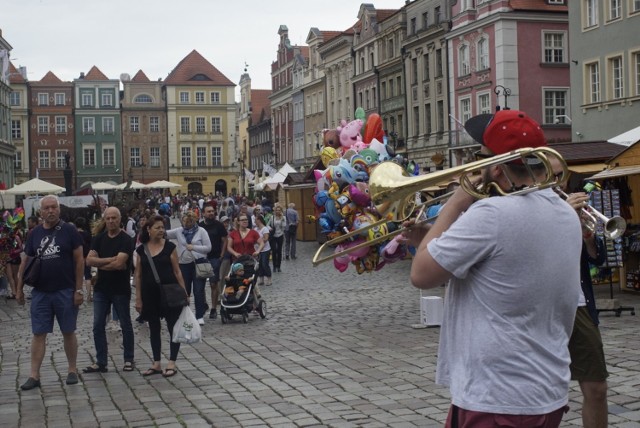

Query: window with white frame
477,38,489,70
585,0,598,27
55,93,65,105
609,56,624,99
55,116,67,134
211,147,222,166
83,146,96,167
587,62,601,103
210,92,220,104
134,94,153,103
10,91,20,106
103,117,114,134
149,116,160,132
38,116,49,134
102,145,115,167
181,147,191,166
11,120,21,139
459,97,472,124
101,93,113,107
56,150,67,169
608,0,621,20
81,93,93,107
195,92,205,103
634,52,640,96
478,93,491,114
179,92,189,103
149,147,160,167
459,44,470,76
543,89,569,124
38,150,50,169
180,117,190,133
543,32,566,63
196,117,206,133
196,147,207,166
38,93,49,106
211,117,221,133
130,147,141,167
129,116,139,132
83,117,95,134
633,0,640,13
14,151,22,170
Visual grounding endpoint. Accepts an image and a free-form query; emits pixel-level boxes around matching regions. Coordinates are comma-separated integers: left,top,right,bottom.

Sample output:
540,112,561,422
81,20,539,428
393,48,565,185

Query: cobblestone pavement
1,237,640,427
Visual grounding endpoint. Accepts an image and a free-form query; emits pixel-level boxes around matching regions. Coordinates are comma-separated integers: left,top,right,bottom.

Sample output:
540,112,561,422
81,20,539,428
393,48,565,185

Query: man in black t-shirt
199,205,228,320
85,207,135,373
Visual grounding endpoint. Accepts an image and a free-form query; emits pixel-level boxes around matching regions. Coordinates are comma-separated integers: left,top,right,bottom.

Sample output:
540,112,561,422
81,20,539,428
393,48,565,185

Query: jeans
285,225,297,258
257,250,272,278
92,291,134,366
272,235,284,269
180,262,207,319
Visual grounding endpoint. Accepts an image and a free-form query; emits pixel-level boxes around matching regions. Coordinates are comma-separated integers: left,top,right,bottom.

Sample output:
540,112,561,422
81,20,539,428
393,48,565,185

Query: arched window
134,94,153,103
458,44,470,76
477,38,489,71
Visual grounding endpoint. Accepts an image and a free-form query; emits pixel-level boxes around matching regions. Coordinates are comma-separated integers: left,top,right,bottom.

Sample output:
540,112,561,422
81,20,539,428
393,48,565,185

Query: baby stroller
219,255,267,324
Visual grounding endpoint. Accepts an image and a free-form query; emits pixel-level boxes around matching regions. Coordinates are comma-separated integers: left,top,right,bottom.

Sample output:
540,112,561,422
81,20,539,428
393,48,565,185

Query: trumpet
312,147,569,266
555,188,627,239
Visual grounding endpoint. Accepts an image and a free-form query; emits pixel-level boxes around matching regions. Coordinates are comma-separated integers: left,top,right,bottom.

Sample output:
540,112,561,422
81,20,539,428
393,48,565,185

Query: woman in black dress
134,215,188,378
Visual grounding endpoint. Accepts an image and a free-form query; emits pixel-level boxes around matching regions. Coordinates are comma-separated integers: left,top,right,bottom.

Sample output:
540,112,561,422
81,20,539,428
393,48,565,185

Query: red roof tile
376,9,398,22
250,89,271,125
31,71,65,85
164,49,234,86
131,70,151,82
8,62,26,83
320,31,342,41
509,0,568,12
84,66,109,80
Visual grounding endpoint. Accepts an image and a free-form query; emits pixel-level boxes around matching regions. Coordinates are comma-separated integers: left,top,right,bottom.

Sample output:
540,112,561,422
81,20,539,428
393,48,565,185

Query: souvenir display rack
591,189,635,316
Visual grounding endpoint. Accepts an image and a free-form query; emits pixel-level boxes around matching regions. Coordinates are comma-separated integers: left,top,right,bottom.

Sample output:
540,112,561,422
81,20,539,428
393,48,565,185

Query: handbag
194,257,214,279
23,222,63,288
143,244,188,309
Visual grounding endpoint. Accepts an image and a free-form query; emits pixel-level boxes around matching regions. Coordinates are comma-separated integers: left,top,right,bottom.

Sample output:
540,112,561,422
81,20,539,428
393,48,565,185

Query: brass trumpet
555,188,627,239
312,147,569,266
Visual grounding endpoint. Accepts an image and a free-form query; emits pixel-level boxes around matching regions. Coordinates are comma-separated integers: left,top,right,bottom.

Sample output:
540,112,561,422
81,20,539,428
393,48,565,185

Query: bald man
85,207,135,373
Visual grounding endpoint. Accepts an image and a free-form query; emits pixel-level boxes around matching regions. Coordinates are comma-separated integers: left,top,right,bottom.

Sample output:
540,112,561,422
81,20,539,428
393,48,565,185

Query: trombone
312,147,569,266
555,188,627,239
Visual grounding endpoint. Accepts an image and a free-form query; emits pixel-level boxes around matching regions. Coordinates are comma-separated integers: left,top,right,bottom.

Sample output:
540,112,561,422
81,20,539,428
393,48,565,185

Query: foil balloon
321,146,339,167
363,113,384,144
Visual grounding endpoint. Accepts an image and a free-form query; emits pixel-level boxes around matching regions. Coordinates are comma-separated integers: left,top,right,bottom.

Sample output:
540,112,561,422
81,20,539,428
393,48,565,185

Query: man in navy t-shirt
16,195,84,390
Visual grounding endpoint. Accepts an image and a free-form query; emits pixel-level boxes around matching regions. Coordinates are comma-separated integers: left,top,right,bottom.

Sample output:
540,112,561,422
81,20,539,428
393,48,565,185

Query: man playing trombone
404,110,582,427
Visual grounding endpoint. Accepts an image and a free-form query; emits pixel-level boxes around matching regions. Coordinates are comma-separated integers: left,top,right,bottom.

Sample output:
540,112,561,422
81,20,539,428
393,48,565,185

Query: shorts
208,257,222,283
569,306,608,382
445,404,568,428
31,288,79,335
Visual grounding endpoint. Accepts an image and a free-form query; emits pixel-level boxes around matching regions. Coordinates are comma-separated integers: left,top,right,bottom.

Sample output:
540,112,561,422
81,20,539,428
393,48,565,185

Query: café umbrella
5,178,66,195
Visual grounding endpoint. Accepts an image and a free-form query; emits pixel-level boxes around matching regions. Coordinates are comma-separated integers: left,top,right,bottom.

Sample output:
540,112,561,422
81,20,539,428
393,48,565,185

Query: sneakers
197,318,205,326
20,377,41,390
209,309,217,320
66,372,79,385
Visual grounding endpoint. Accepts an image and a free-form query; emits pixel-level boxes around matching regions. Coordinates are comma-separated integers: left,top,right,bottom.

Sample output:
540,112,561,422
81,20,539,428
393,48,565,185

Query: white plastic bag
172,306,201,344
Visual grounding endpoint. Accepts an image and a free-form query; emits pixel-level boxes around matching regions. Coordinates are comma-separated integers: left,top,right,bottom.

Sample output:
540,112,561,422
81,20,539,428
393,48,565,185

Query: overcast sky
4,0,404,97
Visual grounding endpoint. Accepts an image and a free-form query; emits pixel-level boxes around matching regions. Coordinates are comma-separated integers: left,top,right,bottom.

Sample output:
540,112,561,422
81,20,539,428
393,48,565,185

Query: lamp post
494,85,511,111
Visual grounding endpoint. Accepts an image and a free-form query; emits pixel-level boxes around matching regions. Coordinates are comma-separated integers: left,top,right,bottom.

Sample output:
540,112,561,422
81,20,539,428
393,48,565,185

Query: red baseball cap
464,110,546,154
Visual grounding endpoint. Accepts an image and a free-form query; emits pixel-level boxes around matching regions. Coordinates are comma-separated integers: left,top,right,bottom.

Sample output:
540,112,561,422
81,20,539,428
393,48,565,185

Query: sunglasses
473,150,493,161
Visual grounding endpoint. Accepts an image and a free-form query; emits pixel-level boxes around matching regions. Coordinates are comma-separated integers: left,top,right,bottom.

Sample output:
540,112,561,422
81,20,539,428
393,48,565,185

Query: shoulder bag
189,230,214,279
23,221,63,288
143,244,188,309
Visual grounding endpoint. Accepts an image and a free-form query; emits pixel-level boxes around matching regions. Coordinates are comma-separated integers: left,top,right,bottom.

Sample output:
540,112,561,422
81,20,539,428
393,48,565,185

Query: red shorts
445,404,568,428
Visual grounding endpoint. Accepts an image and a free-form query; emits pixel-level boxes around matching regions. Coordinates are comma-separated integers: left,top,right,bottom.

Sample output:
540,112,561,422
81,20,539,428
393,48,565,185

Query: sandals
123,362,135,372
82,364,108,373
142,368,163,377
163,368,178,378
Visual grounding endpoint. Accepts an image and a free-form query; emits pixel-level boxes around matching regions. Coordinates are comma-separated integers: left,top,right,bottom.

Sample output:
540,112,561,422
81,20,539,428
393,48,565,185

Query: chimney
18,66,27,79
79,72,85,79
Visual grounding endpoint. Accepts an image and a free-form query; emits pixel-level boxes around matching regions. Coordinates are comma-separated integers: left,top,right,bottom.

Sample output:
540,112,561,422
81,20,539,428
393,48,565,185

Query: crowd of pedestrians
0,190,300,388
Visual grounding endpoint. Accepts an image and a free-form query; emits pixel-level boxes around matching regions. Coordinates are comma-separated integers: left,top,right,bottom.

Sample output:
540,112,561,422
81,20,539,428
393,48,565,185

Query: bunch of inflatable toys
311,109,419,274
0,208,25,276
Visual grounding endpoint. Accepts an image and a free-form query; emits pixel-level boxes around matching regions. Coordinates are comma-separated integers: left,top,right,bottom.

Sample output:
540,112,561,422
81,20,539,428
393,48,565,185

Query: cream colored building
164,50,237,196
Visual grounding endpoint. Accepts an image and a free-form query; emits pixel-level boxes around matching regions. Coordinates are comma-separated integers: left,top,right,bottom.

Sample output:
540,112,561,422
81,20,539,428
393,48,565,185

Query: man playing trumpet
404,110,582,427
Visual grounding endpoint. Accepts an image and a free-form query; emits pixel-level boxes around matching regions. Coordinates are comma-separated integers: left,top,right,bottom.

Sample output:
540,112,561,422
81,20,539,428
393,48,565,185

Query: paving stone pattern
1,233,640,427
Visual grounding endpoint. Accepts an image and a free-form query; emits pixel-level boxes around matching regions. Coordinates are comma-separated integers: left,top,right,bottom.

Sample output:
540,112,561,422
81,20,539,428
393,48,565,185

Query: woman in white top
269,204,287,273
254,214,272,286
166,211,211,323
